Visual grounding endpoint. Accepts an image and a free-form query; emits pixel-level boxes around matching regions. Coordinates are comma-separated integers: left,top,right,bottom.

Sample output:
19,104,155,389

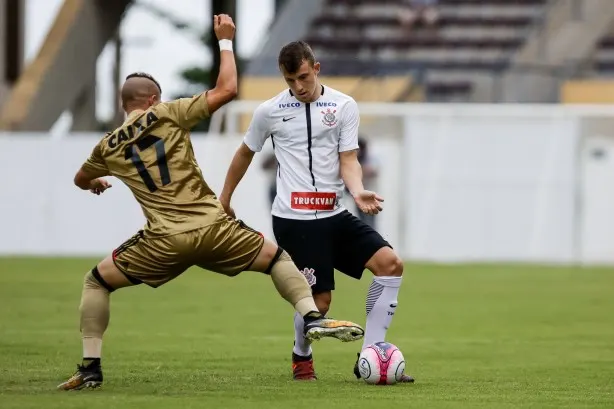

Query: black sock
82,357,101,368
302,310,324,323
292,351,313,361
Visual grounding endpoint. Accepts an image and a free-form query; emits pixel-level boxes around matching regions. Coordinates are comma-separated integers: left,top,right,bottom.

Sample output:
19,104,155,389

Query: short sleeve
161,93,210,130
339,99,360,152
81,141,109,176
243,103,271,152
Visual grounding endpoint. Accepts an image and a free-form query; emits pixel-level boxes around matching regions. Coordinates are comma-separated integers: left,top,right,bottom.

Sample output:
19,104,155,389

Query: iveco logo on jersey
279,103,300,109
316,102,337,107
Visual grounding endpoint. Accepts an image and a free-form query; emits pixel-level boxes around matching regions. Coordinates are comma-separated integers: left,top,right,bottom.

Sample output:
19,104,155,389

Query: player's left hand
89,178,112,195
353,190,384,215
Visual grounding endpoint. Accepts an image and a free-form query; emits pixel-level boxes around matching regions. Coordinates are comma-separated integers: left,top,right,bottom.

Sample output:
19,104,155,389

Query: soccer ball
357,342,406,385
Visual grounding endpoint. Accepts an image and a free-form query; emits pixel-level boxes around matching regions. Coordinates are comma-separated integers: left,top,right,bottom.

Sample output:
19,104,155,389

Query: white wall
0,134,272,256
404,113,579,263
2,103,614,265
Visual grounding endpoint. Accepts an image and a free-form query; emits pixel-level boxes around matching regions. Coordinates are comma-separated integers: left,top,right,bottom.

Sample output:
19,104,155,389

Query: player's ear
313,62,321,76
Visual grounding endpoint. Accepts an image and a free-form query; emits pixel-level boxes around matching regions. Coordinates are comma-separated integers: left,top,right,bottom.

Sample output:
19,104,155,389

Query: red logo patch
291,192,336,210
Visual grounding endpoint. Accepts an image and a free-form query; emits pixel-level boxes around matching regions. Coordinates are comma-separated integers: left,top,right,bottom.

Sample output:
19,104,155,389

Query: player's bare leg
352,247,414,383
58,255,137,391
250,239,364,345
291,291,331,380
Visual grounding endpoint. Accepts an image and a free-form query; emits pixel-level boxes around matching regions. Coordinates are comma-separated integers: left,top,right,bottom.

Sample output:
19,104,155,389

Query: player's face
281,60,321,103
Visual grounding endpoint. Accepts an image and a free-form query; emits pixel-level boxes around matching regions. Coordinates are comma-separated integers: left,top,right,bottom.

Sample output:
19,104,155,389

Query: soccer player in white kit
220,41,414,383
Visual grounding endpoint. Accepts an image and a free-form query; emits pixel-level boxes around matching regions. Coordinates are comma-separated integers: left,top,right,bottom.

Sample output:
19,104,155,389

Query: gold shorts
112,215,265,288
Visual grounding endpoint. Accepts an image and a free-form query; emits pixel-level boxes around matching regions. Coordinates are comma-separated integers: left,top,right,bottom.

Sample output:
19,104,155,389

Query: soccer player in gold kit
58,15,364,391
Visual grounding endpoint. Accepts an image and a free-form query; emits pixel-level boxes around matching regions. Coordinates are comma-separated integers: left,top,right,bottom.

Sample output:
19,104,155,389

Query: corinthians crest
300,267,317,286
321,109,337,127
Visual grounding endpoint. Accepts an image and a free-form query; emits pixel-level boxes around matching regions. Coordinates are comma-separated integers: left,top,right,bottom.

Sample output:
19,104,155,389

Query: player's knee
313,292,331,315
376,252,403,277
252,239,286,274
83,268,115,293
262,242,279,264
389,256,404,277
371,250,404,277
262,245,289,275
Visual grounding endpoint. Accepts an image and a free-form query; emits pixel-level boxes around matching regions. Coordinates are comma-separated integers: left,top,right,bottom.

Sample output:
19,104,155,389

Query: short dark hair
126,72,162,93
278,41,316,74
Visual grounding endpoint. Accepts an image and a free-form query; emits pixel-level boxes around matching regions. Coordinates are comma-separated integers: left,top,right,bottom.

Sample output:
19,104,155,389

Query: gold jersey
81,94,224,236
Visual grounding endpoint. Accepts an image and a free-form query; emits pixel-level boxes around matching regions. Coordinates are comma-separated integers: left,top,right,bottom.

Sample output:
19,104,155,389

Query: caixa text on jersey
107,112,159,149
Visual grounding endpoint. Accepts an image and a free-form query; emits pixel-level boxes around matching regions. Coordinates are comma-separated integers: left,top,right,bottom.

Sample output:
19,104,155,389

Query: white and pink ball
357,342,406,385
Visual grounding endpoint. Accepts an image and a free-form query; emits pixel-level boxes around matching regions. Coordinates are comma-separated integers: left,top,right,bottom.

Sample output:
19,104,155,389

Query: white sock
292,312,313,357
82,337,102,358
361,276,402,350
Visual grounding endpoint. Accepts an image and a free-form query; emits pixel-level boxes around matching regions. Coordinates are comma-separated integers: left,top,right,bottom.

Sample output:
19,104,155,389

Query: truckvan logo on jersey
279,103,300,109
316,102,336,107
291,192,336,210
321,109,337,127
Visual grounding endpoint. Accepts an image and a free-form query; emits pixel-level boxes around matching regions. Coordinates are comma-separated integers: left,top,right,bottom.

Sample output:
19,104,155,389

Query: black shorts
272,210,391,294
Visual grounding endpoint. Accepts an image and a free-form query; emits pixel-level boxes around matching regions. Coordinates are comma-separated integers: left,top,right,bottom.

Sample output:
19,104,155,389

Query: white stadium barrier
2,102,614,265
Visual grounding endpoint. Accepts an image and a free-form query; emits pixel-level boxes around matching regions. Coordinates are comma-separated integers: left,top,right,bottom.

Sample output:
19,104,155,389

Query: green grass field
1,258,613,408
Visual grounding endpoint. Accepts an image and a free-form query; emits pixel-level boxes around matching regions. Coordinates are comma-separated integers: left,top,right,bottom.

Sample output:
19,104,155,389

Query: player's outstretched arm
162,15,235,128
340,149,365,197
74,143,112,195
340,150,383,215
219,143,256,217
220,102,271,217
338,99,382,215
205,14,238,115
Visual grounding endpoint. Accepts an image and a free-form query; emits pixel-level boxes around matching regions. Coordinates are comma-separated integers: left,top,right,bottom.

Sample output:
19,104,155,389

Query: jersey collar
289,85,325,99
123,109,146,124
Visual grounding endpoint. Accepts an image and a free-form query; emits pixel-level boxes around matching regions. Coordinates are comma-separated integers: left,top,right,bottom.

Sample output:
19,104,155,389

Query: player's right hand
214,14,235,41
89,178,112,195
220,199,236,219
353,189,384,215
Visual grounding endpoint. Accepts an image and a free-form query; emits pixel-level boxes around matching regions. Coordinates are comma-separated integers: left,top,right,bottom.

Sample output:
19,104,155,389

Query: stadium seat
593,34,614,74
312,15,534,29
327,0,546,5
303,0,547,102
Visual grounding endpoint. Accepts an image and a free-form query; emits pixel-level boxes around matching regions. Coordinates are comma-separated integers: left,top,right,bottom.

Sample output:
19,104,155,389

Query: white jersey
244,85,359,220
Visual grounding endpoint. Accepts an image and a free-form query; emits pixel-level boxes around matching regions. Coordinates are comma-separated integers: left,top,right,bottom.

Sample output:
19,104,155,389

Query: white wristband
219,39,233,52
